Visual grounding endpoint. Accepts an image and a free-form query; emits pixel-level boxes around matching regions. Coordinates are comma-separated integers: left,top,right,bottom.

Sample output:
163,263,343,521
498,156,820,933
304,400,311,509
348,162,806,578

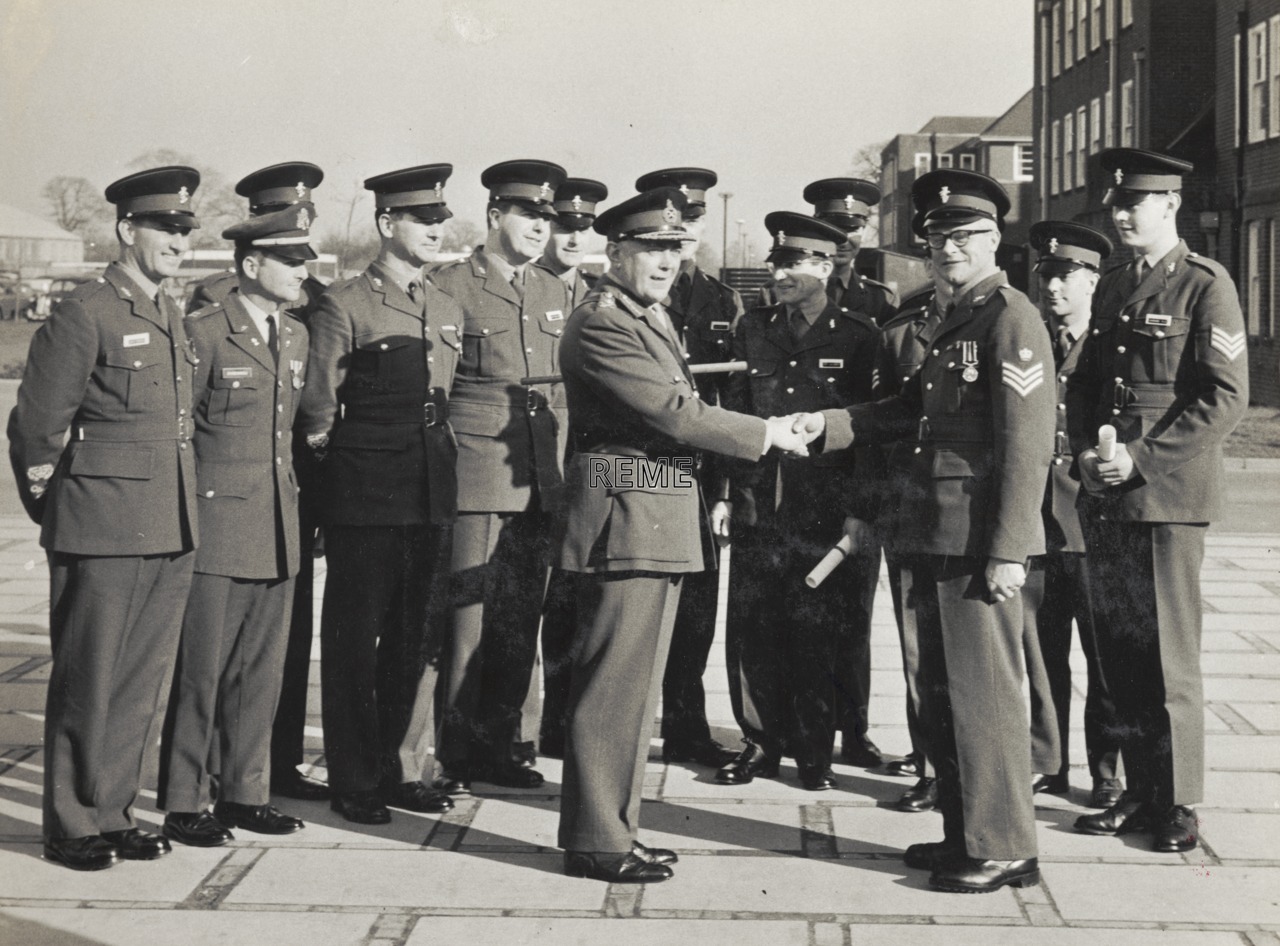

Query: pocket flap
1131,314,1191,338
69,443,155,480
196,464,259,499
746,361,778,378
355,334,412,352
212,371,258,389
103,348,162,371
449,402,511,437
462,320,512,338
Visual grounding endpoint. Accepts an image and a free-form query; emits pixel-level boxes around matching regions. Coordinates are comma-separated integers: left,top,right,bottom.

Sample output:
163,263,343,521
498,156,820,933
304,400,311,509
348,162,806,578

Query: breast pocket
1132,314,1191,382
102,346,168,413
352,333,417,385
208,373,260,427
461,320,512,376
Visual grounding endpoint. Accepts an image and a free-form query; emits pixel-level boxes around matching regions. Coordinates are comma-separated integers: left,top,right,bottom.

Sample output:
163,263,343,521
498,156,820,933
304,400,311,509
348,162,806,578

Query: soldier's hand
710,501,733,547
985,558,1026,604
792,411,826,444
842,516,873,553
1095,442,1136,486
1077,448,1107,493
764,416,809,457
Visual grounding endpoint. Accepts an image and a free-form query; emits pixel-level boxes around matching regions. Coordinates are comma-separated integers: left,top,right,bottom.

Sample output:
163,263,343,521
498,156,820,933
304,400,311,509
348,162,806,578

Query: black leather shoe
1151,805,1198,853
539,733,565,759
632,840,678,865
662,737,738,768
903,839,965,871
100,827,170,860
885,755,923,778
431,768,472,796
840,733,883,767
1031,772,1070,795
475,761,545,789
564,850,672,883
896,777,938,813
1088,778,1124,809
1074,792,1149,835
798,764,838,791
163,810,234,847
214,801,304,835
43,835,120,871
381,780,454,813
929,856,1040,893
715,744,780,785
331,791,391,825
270,768,331,801
511,741,537,768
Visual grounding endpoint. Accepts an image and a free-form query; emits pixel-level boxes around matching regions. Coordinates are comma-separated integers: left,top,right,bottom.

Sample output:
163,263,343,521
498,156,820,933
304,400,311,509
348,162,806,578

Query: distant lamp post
736,219,746,268
719,191,733,276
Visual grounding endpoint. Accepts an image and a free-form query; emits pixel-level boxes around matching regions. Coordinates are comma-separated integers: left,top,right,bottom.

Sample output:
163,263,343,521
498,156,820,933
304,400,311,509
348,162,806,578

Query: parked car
0,279,38,321
31,276,94,320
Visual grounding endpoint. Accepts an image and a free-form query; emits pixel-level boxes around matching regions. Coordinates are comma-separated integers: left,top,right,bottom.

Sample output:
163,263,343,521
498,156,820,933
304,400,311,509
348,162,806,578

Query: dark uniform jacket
187,293,307,579
432,249,571,514
830,267,897,327
667,260,743,404
556,276,767,575
299,261,462,526
187,270,328,317
1066,241,1249,523
8,263,198,555
1044,324,1087,553
722,298,881,532
822,271,1055,563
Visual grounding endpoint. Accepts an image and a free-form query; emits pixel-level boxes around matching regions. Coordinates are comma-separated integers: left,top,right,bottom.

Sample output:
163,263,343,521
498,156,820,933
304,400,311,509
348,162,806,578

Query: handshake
762,412,828,458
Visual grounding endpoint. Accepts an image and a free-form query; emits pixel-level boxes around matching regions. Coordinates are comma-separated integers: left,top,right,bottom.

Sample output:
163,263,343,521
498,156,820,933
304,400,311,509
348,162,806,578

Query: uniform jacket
821,271,1055,563
7,263,198,555
187,293,307,579
298,261,462,526
432,249,571,514
556,275,767,575
666,261,743,405
830,268,897,327
1043,323,1087,553
721,298,881,536
1066,241,1248,523
187,270,328,318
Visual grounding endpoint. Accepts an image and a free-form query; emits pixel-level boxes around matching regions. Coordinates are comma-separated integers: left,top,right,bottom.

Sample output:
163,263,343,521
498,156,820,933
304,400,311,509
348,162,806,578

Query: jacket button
180,443,187,450
133,360,142,368
1121,315,1130,322
1112,408,1121,415
276,457,282,465
380,343,388,350
790,360,797,367
1155,330,1165,338
786,387,794,394
526,347,533,354
276,432,282,439
1054,457,1064,465
1116,345,1126,353
926,382,933,390
522,315,529,321
205,490,215,497
932,349,939,356
1115,376,1124,383
482,328,491,335
1059,374,1067,383
555,329,563,336
750,368,758,374
1057,402,1065,411
914,447,921,454
277,405,283,412
232,381,240,388
826,377,835,383
428,356,435,363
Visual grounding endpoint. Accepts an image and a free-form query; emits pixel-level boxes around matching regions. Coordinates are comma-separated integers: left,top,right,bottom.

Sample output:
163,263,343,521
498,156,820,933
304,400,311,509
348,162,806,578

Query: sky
0,0,1034,259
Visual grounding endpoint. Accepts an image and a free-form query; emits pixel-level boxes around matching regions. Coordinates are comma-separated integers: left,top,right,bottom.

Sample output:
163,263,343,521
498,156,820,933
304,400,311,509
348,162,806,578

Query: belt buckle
526,388,540,412
1112,381,1131,409
423,402,438,426
917,417,931,443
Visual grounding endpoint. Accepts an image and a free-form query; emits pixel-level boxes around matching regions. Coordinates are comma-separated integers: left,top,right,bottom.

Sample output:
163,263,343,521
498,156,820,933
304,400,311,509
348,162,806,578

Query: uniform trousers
885,552,935,777
558,572,680,853
1024,552,1119,781
1080,518,1205,806
159,572,293,811
320,525,445,793
902,555,1037,860
1020,561,1063,776
437,505,550,769
44,550,194,839
270,495,318,778
834,542,880,743
659,565,719,745
538,566,576,749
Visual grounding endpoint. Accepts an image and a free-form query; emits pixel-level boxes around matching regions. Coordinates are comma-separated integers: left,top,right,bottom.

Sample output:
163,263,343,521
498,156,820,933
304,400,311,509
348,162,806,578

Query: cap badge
571,195,583,211
177,186,190,204
295,182,308,199
297,207,311,231
662,199,679,224
939,186,951,203
777,231,787,246
1047,238,1059,254
433,181,443,199
844,195,856,210
1114,168,1124,185
539,182,551,199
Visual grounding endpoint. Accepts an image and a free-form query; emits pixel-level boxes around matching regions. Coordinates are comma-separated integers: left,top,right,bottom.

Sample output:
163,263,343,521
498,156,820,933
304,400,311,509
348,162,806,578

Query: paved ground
0,370,1276,943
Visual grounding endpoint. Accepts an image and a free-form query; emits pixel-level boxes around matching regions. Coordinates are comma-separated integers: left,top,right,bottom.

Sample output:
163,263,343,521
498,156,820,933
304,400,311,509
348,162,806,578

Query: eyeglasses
924,228,998,250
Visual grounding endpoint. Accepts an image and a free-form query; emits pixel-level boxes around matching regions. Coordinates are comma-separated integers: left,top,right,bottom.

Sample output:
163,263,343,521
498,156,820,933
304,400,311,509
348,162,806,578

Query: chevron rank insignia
871,366,880,391
1002,360,1045,397
1210,327,1245,361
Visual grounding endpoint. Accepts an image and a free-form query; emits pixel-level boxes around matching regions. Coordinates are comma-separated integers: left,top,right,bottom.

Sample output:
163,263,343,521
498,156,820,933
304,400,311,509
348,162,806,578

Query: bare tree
849,140,888,249
441,218,482,254
42,176,109,234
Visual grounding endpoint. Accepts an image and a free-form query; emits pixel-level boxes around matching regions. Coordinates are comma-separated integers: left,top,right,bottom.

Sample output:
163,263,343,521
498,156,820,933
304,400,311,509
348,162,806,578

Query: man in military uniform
299,164,461,825
431,160,571,793
797,169,1055,893
158,202,315,847
556,188,810,883
1068,149,1249,852
712,212,881,791
632,167,740,769
8,167,202,870
804,177,898,327
1024,221,1122,809
536,178,607,759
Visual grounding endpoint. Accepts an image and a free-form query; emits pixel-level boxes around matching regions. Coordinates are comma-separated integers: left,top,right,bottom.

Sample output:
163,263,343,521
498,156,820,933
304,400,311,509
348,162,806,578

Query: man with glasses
9,167,202,870
712,212,881,791
1067,148,1248,853
1024,221,1122,810
794,169,1055,893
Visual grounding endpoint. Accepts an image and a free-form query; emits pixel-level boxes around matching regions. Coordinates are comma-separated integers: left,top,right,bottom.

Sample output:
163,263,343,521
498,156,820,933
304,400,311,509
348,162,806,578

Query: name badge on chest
222,366,253,380
545,310,564,322
710,320,732,332
818,358,844,369
1144,313,1172,327
123,332,150,348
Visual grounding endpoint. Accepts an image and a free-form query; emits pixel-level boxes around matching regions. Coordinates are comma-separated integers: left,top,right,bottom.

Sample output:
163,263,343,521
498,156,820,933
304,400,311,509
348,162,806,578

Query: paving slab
847,928,1246,946
224,848,605,910
405,917,812,946
1197,810,1280,860
0,842,224,902
1203,677,1280,701
0,908,379,946
0,579,53,597
1049,863,1280,925
1205,735,1280,769
1202,613,1280,633
1202,653,1280,675
641,800,805,853
1205,595,1280,614
638,853,1024,918
662,760,901,805
0,712,42,746
1201,631,1262,652
1203,770,1280,809
0,656,29,675
0,681,45,711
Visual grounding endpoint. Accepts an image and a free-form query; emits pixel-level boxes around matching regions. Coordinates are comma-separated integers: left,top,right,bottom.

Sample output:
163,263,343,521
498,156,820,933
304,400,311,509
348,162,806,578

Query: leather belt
74,420,183,442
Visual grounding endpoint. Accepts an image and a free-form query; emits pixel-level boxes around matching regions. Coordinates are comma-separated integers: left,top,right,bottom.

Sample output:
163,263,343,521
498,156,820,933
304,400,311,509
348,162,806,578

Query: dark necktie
1133,259,1145,290
790,309,810,341
510,271,524,302
267,314,279,360
1055,327,1073,367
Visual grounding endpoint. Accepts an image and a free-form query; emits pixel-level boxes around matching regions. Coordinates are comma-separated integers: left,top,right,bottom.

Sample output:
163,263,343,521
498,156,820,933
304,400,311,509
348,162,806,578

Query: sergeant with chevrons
299,164,461,825
8,167,202,871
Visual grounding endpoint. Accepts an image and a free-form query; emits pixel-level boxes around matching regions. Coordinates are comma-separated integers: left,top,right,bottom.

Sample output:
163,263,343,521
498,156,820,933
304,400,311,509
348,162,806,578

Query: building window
1077,0,1088,60
1104,89,1114,147
1052,0,1062,77
937,153,954,168
1246,220,1264,335
1271,219,1277,335
1063,112,1075,190
1120,0,1132,29
1075,107,1088,183
881,207,895,248
1064,0,1076,69
1272,16,1280,138
1050,121,1061,196
1121,79,1135,146
914,153,932,176
959,153,976,170
1091,0,1104,49
1248,21,1270,143
1090,97,1103,153
1016,143,1035,181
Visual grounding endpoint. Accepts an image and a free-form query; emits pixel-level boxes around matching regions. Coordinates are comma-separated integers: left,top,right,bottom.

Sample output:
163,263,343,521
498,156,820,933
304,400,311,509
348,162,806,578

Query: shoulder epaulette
1185,252,1227,277
186,302,224,321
